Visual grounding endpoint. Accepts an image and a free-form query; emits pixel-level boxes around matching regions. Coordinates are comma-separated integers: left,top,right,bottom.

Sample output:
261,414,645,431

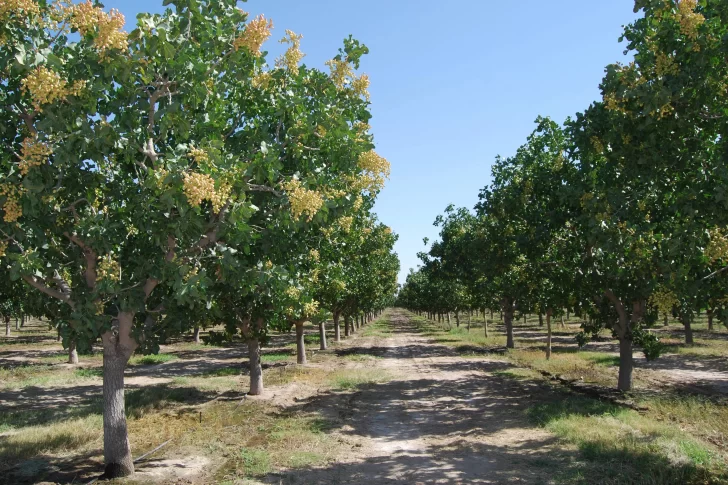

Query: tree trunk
193,326,201,344
502,298,515,349
21,313,24,328
344,315,350,337
467,311,471,332
484,315,489,338
567,310,570,320
663,314,669,327
248,338,263,395
708,309,714,331
15,317,20,331
560,315,566,329
682,314,694,345
295,321,307,365
4,317,9,337
539,313,543,327
318,320,327,350
334,311,341,342
617,335,633,392
68,340,79,364
100,312,137,479
446,312,451,329
545,309,552,360
523,313,527,325
455,310,460,327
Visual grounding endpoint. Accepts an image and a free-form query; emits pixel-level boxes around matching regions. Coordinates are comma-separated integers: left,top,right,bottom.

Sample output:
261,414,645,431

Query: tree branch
22,275,75,308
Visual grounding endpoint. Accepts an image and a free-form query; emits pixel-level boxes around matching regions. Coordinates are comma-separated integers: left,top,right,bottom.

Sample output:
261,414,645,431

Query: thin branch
247,184,282,197
702,265,728,281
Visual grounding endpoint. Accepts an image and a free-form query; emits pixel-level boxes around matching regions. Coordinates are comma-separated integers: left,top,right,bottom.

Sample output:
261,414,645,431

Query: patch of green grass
74,368,102,378
236,448,272,476
129,353,178,365
493,368,543,381
360,318,392,338
202,367,240,377
329,368,391,390
261,352,292,363
526,395,725,484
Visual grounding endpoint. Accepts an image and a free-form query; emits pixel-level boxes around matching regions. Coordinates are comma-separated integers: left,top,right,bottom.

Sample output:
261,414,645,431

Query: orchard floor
1,310,727,484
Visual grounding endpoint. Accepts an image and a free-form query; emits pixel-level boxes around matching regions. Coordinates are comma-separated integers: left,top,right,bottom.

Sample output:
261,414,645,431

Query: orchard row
0,0,399,478
398,0,728,393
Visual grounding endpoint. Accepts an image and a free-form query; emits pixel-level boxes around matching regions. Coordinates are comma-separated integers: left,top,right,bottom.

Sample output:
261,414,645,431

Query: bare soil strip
258,309,572,484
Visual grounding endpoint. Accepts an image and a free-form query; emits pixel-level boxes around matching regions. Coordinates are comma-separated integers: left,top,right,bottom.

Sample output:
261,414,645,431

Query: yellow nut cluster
276,30,304,75
233,14,273,56
309,248,320,262
183,172,215,207
61,1,127,54
251,71,272,89
282,178,324,221
649,288,678,317
655,50,678,77
183,173,231,213
338,216,353,233
384,226,392,235
285,286,301,299
97,254,120,282
352,195,364,212
0,0,39,19
332,279,346,292
264,260,273,270
590,136,605,154
187,146,209,164
0,183,24,222
0,240,8,258
302,300,319,317
19,138,52,175
183,266,199,282
357,150,391,192
325,58,353,89
21,66,86,111
676,0,704,41
351,74,370,101
706,228,728,262
211,181,231,213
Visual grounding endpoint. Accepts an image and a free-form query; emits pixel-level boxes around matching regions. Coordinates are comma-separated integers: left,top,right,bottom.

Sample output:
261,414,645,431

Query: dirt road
264,309,572,484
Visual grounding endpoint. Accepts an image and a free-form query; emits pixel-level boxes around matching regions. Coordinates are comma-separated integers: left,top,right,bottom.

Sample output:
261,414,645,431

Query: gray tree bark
295,321,307,364
101,312,137,478
248,338,263,395
318,320,327,350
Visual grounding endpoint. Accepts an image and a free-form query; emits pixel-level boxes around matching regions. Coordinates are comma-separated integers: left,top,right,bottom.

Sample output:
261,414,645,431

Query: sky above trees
106,0,638,283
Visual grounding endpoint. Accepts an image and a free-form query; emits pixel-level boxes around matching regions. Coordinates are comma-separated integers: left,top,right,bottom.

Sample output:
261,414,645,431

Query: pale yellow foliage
676,0,704,41
338,216,353,233
234,14,273,56
302,300,319,317
21,66,86,111
351,74,370,100
276,30,305,75
649,287,678,317
325,58,353,89
183,173,231,213
309,249,320,262
282,179,324,221
19,138,52,175
356,150,390,192
251,71,272,89
706,229,728,263
187,146,209,164
285,286,301,299
0,241,7,258
0,184,24,222
97,254,120,282
62,1,128,54
0,0,39,19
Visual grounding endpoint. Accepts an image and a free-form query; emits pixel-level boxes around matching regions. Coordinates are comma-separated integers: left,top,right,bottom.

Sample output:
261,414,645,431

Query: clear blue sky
107,0,638,284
